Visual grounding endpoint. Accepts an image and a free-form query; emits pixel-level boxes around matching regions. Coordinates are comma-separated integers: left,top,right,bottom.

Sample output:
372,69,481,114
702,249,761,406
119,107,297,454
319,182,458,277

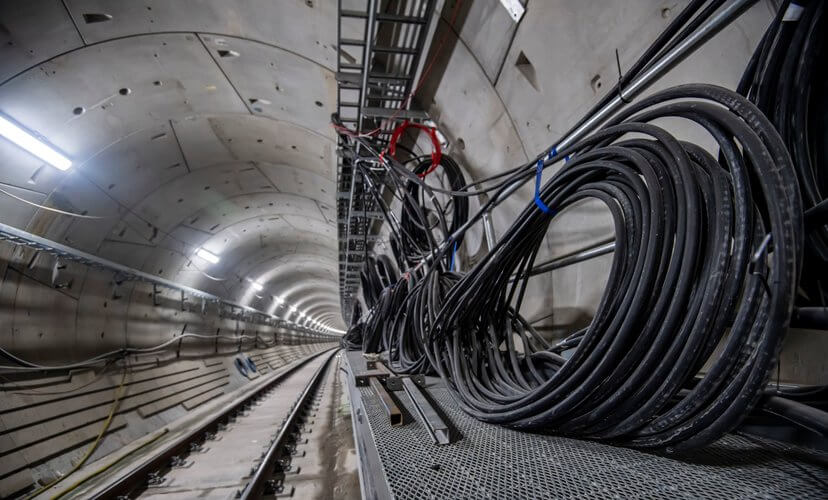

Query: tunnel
0,1,826,499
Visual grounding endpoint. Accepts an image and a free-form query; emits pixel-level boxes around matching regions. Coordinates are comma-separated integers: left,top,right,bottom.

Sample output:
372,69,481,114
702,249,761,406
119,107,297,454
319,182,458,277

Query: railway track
46,348,342,499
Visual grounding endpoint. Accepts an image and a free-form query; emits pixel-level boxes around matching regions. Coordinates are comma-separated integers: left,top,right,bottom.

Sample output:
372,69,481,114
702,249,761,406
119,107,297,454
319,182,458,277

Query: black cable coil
400,155,469,267
341,301,364,350
737,0,828,305
420,84,802,451
334,0,813,451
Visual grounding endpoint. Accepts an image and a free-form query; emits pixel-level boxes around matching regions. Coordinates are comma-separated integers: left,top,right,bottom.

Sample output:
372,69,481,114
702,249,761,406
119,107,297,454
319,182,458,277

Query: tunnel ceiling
0,0,345,329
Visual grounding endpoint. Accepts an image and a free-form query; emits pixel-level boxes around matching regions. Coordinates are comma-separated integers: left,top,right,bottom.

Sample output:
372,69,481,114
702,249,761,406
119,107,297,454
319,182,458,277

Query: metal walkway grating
348,355,828,499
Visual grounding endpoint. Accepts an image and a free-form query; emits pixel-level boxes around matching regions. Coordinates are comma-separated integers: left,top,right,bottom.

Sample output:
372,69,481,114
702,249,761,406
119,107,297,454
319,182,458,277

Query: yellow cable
24,366,128,500
50,429,169,499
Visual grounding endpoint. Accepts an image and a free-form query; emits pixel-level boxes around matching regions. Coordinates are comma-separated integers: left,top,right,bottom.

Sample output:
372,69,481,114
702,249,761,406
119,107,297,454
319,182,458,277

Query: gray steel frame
336,0,440,324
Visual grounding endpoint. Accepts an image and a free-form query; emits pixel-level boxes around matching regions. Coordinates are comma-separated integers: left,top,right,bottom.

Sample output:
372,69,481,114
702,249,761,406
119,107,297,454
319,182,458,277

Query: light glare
0,115,72,171
195,248,220,264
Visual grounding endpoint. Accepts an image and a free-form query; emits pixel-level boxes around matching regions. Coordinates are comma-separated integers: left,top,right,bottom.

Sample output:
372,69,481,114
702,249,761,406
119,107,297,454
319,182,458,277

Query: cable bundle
362,278,409,354
384,269,461,374
737,0,828,305
400,155,469,267
335,0,812,449
421,84,802,450
341,302,365,350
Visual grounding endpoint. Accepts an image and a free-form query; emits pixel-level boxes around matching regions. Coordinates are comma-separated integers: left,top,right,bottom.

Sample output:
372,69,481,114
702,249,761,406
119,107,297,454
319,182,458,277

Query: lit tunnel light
195,248,220,264
250,281,264,292
0,114,72,171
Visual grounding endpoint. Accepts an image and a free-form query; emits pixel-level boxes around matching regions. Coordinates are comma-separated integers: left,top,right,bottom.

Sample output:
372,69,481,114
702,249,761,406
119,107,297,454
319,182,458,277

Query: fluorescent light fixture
0,115,72,171
250,281,264,292
195,247,220,264
274,295,284,303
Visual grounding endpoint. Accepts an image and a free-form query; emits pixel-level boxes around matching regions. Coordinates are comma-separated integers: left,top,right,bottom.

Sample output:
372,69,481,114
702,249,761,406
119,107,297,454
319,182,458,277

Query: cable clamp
534,158,552,214
615,48,631,104
748,233,773,298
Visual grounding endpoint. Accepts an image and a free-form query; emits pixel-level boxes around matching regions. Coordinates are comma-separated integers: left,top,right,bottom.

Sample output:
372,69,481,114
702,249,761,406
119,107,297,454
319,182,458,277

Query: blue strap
534,158,552,214
450,241,458,271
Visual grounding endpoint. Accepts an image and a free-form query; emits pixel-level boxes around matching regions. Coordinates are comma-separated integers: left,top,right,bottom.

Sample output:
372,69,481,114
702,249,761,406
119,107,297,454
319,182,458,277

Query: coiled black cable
400,155,470,266
737,0,828,305
341,301,364,350
420,84,801,451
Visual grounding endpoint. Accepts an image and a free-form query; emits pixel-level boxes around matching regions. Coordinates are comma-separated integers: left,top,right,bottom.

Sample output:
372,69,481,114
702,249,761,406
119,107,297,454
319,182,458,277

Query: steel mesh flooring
356,381,828,499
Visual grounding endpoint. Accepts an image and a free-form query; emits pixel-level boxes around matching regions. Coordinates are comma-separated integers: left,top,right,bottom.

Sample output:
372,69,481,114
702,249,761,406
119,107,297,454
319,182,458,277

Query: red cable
385,120,442,177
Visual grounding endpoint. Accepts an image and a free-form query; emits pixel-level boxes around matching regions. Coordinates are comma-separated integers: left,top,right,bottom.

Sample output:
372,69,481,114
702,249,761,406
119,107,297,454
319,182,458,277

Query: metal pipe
357,0,377,132
476,186,497,251
527,240,616,276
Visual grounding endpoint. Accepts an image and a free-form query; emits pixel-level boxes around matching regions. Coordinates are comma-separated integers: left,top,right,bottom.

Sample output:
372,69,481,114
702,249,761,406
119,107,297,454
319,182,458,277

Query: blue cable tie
534,158,552,214
450,241,458,271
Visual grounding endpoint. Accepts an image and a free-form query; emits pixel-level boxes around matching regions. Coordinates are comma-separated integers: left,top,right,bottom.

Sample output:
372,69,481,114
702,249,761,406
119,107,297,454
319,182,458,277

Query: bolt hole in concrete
119,87,131,95
515,50,541,92
82,13,111,23
315,100,324,107
73,106,85,115
217,49,240,58
591,74,603,92
455,137,465,151
153,80,162,86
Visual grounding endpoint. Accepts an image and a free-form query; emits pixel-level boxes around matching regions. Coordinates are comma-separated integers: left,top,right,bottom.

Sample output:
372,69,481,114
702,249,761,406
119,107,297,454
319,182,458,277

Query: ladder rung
336,71,362,83
373,45,418,55
341,9,368,19
340,38,366,47
340,10,427,25
377,14,428,24
363,107,427,120
369,73,412,82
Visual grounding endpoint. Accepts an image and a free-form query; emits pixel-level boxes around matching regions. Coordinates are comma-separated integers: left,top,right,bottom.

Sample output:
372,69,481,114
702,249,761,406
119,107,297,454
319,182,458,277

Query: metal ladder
335,0,439,323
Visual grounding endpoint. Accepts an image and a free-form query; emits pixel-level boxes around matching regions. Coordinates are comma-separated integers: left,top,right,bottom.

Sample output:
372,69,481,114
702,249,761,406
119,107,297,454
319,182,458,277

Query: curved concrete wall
0,1,345,367
412,0,773,332
0,2,342,493
1,1,826,496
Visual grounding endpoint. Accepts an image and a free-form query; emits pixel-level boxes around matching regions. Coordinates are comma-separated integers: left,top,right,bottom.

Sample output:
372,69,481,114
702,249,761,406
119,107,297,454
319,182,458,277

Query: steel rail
239,349,338,499
79,348,337,499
